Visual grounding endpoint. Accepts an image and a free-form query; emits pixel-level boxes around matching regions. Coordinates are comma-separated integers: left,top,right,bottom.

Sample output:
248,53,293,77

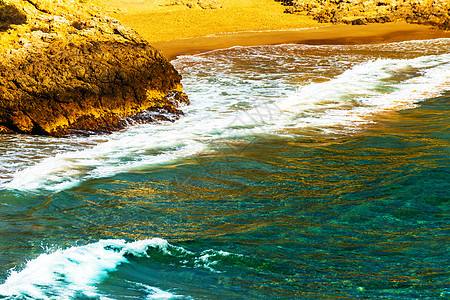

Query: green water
0,40,449,299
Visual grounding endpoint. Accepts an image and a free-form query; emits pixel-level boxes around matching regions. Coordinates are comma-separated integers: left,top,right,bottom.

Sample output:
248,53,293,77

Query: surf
1,40,449,192
0,238,237,299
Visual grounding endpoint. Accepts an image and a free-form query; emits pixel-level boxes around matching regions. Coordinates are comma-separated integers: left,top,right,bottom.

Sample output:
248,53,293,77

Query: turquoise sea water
0,39,449,299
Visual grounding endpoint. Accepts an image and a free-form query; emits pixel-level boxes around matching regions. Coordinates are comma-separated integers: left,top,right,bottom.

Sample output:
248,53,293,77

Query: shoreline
151,22,450,60
100,1,450,61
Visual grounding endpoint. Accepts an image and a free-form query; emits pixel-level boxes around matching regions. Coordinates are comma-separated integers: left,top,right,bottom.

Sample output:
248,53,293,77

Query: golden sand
104,0,321,41
101,0,450,59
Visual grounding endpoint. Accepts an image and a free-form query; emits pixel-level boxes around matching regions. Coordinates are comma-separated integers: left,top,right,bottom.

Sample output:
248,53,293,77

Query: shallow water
0,39,449,299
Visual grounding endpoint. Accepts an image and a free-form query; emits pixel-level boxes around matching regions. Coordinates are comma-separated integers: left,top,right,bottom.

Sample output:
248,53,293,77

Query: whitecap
0,238,238,299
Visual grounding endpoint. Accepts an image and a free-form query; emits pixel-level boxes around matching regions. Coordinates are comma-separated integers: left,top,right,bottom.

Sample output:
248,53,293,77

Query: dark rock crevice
0,0,27,31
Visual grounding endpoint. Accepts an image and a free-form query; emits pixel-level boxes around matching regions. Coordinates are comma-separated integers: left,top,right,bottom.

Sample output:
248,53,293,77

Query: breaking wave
0,238,237,299
1,40,449,192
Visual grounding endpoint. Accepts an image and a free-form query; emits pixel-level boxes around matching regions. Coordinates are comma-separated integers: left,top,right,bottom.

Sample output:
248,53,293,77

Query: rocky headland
0,0,189,136
279,0,450,29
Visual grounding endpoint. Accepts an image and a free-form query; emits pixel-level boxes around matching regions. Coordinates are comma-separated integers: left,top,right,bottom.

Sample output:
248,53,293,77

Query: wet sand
152,23,450,60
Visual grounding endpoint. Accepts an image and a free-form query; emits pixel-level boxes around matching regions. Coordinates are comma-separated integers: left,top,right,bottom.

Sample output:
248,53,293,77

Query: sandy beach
102,0,450,59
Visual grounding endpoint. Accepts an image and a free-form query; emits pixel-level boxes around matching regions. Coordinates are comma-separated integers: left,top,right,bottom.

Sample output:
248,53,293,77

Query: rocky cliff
278,0,450,30
0,0,189,136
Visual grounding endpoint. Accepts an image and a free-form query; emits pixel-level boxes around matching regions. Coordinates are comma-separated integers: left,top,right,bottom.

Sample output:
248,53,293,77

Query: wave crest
0,238,237,300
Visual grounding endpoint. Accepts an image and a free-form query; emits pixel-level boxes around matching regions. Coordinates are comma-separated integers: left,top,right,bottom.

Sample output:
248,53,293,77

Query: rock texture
166,0,222,9
277,0,450,30
0,0,189,136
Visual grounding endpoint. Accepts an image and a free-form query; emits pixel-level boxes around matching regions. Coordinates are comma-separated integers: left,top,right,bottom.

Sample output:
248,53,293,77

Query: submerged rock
0,0,189,136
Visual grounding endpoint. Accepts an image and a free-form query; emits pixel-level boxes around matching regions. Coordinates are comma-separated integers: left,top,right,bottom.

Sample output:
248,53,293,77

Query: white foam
145,286,181,300
4,125,207,192
131,282,184,299
0,239,132,299
194,249,233,273
0,238,238,299
275,54,449,131
3,44,449,192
